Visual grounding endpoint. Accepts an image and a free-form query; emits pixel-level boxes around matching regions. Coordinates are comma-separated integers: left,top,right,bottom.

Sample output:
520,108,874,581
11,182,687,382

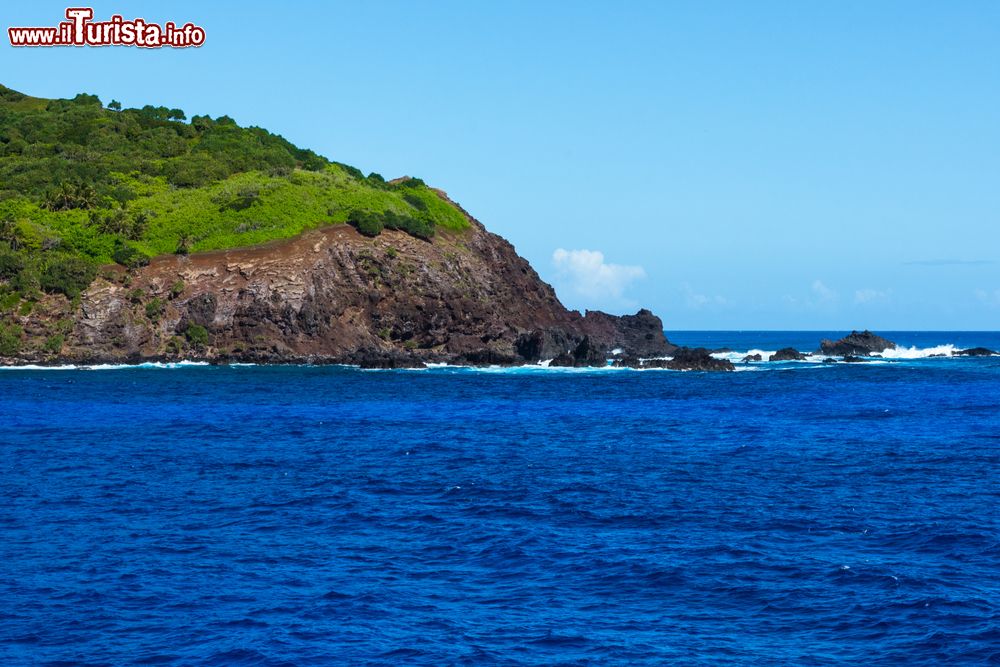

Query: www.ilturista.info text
8,8,205,48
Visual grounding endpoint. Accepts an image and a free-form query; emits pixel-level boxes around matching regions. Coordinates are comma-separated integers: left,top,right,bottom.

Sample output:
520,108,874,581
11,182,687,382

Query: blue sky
3,1,999,329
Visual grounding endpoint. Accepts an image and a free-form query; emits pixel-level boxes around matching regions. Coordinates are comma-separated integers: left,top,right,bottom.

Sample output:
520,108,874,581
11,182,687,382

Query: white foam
874,344,957,359
0,360,211,371
711,349,775,363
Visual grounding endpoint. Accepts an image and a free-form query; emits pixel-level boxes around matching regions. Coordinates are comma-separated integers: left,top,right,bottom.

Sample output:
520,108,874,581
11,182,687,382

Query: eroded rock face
819,330,896,356
38,220,677,366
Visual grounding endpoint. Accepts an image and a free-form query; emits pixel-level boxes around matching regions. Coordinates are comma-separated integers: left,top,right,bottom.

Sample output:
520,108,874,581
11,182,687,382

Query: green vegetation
184,323,209,350
0,322,22,356
0,83,470,313
144,297,164,323
44,333,64,353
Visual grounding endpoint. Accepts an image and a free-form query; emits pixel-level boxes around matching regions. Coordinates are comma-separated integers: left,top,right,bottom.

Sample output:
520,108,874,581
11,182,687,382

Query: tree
108,100,122,112
39,256,97,298
0,216,17,248
45,182,98,211
175,233,193,255
168,108,186,121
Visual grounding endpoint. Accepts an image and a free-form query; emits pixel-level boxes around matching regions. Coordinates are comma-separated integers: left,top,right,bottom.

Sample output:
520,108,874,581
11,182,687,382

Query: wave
710,349,832,363
874,344,957,359
0,360,212,371
0,343,986,373
711,343,974,363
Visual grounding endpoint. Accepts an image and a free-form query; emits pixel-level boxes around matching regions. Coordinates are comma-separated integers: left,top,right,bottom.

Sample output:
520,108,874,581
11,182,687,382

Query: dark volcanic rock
955,347,996,357
548,336,608,367
819,330,896,356
612,348,732,371
769,347,807,361
350,351,426,369
842,355,867,363
742,353,762,362
572,336,608,367
458,348,520,366
578,309,678,358
665,347,734,372
549,353,577,368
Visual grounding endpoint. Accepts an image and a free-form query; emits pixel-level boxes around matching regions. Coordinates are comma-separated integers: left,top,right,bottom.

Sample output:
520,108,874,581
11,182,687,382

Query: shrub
402,192,427,211
382,210,434,240
169,280,185,299
0,291,20,311
11,266,40,299
165,335,183,354
347,210,384,238
145,297,164,322
393,177,426,189
213,183,261,211
0,323,22,356
175,234,193,255
39,256,96,298
0,250,24,279
184,323,209,349
112,241,150,269
44,333,64,353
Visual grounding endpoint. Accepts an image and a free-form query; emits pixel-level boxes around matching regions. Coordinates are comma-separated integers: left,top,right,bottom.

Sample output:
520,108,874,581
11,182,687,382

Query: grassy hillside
0,84,469,304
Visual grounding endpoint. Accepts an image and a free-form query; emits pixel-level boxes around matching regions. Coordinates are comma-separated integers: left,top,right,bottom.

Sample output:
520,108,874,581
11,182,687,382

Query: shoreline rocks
614,347,733,372
955,347,995,357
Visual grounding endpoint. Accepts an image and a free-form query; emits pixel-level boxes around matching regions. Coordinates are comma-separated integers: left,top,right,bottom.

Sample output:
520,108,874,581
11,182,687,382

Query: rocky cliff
8,213,678,368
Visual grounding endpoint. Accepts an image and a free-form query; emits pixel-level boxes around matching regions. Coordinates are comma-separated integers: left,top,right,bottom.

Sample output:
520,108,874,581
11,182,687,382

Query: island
0,84,715,369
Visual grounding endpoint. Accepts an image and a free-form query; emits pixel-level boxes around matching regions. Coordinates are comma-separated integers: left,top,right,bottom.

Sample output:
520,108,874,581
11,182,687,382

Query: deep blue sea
2,332,999,666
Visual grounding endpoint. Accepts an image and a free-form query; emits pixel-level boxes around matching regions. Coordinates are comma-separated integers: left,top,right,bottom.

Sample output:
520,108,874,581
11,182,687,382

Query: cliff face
16,217,675,367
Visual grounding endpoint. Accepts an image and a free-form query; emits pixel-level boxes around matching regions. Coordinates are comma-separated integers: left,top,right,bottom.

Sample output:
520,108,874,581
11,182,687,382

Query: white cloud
975,289,1000,307
854,288,890,305
811,280,837,303
682,282,728,310
552,248,645,305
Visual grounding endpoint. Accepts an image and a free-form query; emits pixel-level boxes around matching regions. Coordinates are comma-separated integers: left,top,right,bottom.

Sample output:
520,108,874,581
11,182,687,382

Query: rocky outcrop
6,216,678,367
665,347,734,371
769,347,807,361
549,336,608,368
955,347,996,357
742,353,762,362
819,330,896,356
615,347,734,372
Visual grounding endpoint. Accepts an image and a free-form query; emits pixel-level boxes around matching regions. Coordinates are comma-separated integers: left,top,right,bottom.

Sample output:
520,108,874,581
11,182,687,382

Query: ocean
2,332,999,665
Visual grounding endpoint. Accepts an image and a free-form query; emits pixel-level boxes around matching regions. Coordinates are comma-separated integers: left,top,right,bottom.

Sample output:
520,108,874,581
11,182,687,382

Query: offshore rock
769,347,807,361
954,347,995,357
819,330,896,356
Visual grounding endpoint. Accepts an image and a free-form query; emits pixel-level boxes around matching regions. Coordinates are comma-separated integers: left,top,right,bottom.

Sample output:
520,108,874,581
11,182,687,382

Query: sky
2,1,999,329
